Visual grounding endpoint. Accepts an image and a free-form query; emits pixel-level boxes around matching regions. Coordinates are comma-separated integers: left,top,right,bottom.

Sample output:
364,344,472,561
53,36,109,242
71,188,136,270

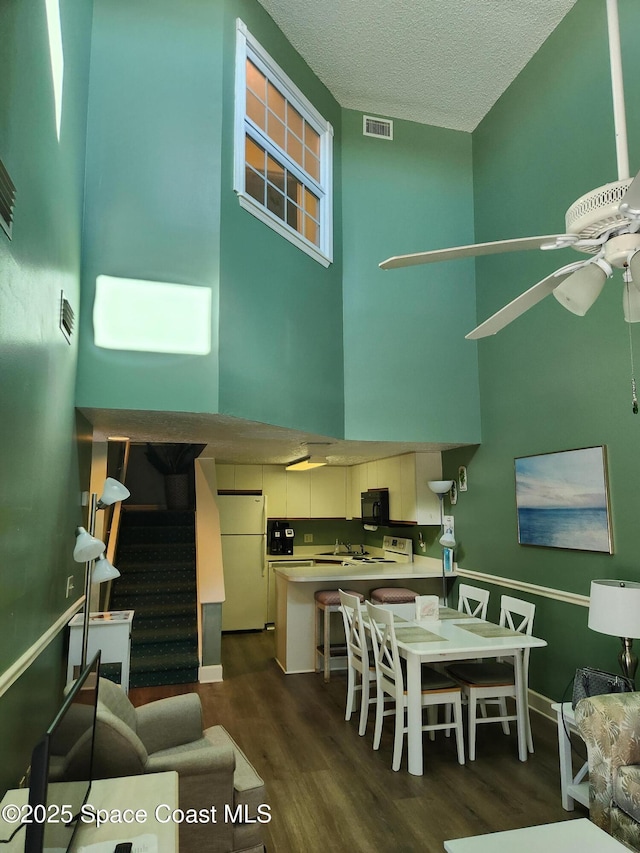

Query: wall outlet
304,533,313,543
66,575,75,598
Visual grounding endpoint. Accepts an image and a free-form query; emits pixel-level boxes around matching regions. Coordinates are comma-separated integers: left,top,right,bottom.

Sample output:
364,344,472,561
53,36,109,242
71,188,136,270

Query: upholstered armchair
575,692,640,852
89,678,267,853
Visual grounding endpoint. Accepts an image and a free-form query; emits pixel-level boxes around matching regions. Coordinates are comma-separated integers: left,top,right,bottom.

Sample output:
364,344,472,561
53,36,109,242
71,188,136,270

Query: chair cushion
615,764,640,823
417,665,461,693
315,589,364,606
446,661,514,686
370,587,418,604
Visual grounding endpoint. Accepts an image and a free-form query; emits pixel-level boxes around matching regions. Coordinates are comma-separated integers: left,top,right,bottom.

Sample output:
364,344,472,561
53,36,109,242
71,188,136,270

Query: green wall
0,0,94,791
341,110,481,443
76,0,224,415
448,0,640,701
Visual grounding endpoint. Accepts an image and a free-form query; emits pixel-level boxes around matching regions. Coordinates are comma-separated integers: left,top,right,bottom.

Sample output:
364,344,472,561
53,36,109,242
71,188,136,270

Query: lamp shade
91,554,121,584
439,531,456,548
73,527,106,562
588,579,640,639
428,480,454,495
553,261,609,316
97,477,130,508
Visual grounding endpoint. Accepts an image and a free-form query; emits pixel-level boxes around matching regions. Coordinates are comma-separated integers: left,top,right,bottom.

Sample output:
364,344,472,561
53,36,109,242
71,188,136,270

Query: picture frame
458,466,467,492
514,446,612,553
450,479,458,505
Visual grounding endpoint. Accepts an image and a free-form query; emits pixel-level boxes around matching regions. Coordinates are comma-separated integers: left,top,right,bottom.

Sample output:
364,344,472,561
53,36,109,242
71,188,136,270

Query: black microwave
361,490,390,526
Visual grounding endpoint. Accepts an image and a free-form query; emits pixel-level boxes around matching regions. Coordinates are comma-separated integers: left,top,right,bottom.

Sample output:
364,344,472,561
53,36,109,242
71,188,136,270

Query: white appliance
217,495,267,631
345,535,413,564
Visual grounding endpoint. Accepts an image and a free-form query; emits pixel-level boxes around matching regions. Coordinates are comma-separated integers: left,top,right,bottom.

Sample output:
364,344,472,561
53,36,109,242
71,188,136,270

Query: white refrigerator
217,494,267,631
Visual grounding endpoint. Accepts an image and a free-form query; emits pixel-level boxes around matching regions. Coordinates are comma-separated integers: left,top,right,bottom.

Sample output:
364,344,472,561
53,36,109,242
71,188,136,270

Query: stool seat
315,589,364,681
370,587,418,604
315,589,364,606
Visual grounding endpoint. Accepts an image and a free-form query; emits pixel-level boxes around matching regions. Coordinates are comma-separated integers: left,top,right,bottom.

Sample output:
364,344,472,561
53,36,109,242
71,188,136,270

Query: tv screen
25,651,101,853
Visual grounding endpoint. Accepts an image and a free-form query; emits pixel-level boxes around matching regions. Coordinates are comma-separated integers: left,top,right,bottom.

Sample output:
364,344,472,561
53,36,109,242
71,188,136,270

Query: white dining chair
338,589,376,736
365,601,465,771
457,583,489,619
445,594,536,761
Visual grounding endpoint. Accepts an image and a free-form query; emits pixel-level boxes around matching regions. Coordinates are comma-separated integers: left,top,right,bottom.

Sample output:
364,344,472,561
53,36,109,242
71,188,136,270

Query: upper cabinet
347,452,443,525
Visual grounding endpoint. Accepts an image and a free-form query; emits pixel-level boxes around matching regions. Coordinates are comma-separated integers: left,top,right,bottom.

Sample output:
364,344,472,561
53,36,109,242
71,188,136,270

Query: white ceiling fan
379,0,640,342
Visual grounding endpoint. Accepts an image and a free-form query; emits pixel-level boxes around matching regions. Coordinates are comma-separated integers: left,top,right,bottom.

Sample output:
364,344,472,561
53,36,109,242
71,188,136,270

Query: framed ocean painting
514,446,612,553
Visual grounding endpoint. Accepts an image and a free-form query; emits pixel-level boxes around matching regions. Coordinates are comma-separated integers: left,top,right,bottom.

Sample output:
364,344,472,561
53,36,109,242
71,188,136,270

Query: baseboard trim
528,688,557,723
199,664,223,683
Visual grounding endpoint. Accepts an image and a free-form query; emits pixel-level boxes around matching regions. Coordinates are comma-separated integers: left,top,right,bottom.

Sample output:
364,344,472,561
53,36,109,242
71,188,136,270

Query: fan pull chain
626,278,639,414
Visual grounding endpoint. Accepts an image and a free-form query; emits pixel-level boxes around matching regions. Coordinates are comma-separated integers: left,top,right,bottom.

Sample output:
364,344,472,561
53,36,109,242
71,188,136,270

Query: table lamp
588,579,640,681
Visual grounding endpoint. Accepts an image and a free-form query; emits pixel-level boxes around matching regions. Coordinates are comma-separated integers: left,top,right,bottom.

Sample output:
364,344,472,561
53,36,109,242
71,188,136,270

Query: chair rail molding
455,567,589,608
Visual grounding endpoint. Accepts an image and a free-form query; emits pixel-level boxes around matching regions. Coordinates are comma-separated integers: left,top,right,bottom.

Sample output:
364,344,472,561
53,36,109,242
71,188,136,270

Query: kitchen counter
273,557,454,674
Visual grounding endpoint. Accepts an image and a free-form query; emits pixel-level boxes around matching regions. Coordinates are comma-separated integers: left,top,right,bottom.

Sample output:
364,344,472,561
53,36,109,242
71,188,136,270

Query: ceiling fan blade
619,169,640,217
465,268,575,340
379,234,570,270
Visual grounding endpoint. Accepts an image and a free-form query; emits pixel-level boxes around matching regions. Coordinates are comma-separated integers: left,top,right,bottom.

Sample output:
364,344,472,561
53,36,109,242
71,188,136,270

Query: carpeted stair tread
119,525,195,545
132,621,197,644
121,510,194,527
115,560,196,574
129,642,199,673
115,576,196,597
116,543,196,562
129,668,198,688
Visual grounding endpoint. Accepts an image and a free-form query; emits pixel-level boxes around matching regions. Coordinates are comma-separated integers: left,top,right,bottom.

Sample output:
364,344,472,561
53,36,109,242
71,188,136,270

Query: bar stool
370,587,419,605
315,589,364,682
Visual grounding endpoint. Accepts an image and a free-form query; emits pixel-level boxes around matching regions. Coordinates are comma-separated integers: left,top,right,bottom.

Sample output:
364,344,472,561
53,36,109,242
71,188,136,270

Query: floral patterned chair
575,692,640,851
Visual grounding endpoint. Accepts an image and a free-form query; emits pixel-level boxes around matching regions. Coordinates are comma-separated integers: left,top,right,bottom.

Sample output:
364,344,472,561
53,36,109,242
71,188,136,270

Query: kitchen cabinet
309,466,347,518
347,453,442,524
285,469,311,517
262,465,287,517
215,463,263,491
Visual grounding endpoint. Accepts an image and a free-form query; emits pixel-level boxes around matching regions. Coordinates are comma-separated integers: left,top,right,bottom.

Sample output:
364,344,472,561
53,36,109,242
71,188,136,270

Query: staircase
109,508,199,688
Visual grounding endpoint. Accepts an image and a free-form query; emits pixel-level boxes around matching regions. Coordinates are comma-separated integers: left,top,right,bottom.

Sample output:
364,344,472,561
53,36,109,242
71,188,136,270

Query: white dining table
386,605,547,775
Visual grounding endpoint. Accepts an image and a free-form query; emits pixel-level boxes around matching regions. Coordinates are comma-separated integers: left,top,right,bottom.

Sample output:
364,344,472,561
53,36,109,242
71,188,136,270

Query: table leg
513,650,527,762
406,654,423,775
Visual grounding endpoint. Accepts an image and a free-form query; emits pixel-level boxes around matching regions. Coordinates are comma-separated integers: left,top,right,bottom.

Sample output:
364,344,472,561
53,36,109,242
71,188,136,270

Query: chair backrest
366,601,403,701
458,583,489,619
339,589,368,673
499,595,536,672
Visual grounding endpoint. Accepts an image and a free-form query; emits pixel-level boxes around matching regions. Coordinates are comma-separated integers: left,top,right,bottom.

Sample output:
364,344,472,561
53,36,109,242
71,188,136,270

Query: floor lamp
428,480,455,605
73,477,130,670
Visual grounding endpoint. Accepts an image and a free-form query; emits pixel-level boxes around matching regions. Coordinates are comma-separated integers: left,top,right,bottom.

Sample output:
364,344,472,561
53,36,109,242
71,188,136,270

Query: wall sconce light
74,477,129,669
285,456,328,471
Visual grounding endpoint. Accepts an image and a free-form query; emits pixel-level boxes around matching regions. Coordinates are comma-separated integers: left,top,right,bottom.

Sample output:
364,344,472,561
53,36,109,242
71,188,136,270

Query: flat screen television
25,651,101,853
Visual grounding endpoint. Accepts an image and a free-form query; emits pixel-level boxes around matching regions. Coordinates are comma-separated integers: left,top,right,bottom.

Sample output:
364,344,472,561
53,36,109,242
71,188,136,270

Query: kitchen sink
317,550,368,556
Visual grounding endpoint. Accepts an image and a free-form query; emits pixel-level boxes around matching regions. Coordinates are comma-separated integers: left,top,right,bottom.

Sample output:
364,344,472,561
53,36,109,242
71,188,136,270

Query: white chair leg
453,696,465,765
391,704,404,771
372,687,384,750
444,702,453,737
526,709,534,753
358,673,370,736
345,662,356,721
468,692,477,761
498,697,510,734
427,705,437,740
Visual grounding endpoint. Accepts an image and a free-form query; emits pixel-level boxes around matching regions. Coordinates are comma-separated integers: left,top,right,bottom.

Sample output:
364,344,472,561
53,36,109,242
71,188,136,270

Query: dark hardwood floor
129,630,586,852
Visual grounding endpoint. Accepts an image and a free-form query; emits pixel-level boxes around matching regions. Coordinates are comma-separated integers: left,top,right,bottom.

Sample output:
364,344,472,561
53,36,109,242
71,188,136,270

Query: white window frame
234,19,333,267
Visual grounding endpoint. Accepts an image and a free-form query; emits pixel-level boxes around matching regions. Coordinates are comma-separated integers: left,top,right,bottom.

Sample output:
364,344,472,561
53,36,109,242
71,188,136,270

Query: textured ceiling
83,409,467,465
256,0,579,132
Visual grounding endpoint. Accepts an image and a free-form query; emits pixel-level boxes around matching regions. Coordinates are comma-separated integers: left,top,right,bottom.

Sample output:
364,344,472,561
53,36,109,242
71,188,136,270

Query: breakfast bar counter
274,559,447,674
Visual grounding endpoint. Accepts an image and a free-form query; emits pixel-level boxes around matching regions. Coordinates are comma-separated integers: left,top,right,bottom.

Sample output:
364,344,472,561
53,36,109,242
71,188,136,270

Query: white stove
345,535,413,565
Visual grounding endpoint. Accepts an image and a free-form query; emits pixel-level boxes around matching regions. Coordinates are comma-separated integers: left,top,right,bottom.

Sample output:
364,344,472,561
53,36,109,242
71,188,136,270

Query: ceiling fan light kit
380,0,640,351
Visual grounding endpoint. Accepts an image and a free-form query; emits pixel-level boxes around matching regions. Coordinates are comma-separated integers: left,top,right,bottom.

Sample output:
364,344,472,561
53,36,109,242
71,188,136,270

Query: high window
234,20,333,266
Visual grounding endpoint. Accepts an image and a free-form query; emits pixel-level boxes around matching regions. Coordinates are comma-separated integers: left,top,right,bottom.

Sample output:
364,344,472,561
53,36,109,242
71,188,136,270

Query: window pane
286,200,301,231
247,90,266,131
288,104,303,139
245,168,265,205
286,172,302,204
267,82,285,121
304,213,319,246
304,123,320,156
267,183,285,221
268,112,286,149
305,149,320,181
246,59,266,100
267,155,285,193
304,188,318,220
246,136,265,171
287,130,303,169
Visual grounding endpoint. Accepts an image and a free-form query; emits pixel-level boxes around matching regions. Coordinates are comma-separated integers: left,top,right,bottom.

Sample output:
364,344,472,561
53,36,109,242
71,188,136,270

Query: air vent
363,115,393,140
59,291,74,344
0,157,16,239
